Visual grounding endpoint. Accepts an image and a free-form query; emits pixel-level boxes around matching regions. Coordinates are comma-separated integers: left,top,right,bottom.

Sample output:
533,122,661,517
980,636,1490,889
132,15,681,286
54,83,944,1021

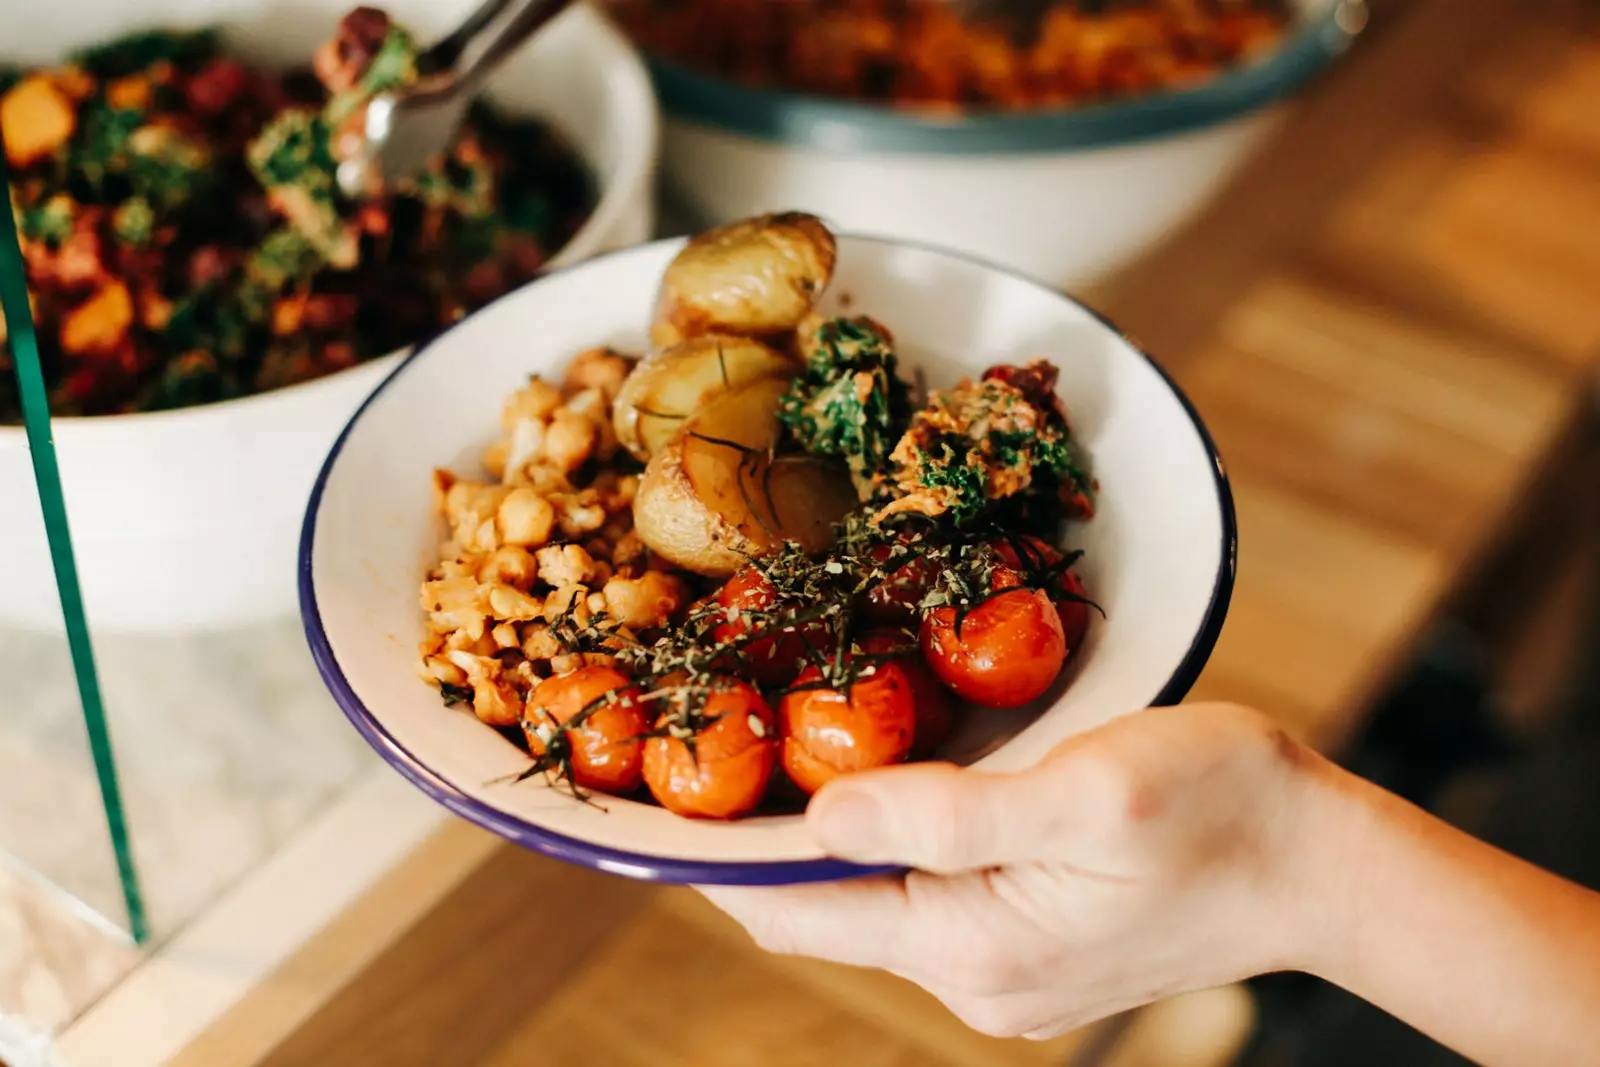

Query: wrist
1253,740,1375,982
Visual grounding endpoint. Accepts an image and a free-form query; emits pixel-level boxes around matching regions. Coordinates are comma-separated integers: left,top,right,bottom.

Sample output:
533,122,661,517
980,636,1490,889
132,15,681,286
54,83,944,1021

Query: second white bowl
652,0,1363,290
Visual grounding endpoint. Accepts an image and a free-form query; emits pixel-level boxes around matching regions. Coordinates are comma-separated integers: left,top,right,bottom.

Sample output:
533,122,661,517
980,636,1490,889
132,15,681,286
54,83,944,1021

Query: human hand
699,702,1341,1040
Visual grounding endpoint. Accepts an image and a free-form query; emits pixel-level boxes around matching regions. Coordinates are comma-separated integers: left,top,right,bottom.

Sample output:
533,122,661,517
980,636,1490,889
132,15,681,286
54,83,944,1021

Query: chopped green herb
877,367,1092,527
236,228,321,321
359,25,419,95
111,195,156,247
16,195,75,246
71,104,142,190
778,316,911,494
400,154,496,219
247,109,336,194
126,125,212,210
325,23,419,126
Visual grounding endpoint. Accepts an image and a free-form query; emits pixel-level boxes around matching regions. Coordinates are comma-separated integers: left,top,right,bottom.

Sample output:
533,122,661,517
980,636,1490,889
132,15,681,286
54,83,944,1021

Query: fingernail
811,788,886,860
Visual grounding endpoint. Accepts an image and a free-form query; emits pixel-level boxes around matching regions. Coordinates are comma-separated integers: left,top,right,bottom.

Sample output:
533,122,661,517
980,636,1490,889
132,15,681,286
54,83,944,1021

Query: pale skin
699,703,1600,1067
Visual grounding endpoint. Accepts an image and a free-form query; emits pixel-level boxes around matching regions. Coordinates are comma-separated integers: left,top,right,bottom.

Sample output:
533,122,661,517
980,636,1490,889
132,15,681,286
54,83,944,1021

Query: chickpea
444,479,512,527
544,584,591,622
480,545,538,590
562,347,633,401
437,556,480,582
510,464,570,496
448,627,496,659
535,544,598,587
551,652,619,674
420,655,467,688
474,680,522,727
502,376,562,429
490,622,520,650
602,571,691,631
521,623,564,661
496,488,556,548
501,416,546,484
556,495,607,539
488,583,545,622
461,517,500,555
562,387,619,461
422,575,489,639
445,629,498,657
562,386,609,422
542,411,598,474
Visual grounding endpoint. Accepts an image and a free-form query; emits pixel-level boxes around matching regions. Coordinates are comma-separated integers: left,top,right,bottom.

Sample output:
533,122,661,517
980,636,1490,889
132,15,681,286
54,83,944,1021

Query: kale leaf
778,315,911,494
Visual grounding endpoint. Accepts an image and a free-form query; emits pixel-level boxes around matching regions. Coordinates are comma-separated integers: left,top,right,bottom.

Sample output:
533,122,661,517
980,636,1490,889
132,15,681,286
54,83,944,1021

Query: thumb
806,760,1074,873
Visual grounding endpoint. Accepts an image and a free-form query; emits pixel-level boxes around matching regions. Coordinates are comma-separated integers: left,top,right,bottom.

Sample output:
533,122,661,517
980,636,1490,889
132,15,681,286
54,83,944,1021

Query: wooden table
36,0,1600,1063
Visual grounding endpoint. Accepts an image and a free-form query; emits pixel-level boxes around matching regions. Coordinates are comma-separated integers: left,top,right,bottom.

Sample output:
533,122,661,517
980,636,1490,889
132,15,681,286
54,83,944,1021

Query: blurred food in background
606,0,1291,112
0,7,595,419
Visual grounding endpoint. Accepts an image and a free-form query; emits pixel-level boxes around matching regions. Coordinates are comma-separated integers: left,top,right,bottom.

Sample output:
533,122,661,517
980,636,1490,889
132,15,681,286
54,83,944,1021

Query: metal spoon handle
439,0,579,97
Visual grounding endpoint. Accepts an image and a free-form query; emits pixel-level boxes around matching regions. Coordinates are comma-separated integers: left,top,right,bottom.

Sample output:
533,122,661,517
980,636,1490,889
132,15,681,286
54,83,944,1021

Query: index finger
696,875,920,972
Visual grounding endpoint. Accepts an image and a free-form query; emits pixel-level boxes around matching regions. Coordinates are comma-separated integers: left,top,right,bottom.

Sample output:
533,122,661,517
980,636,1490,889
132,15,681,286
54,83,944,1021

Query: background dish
640,0,1363,289
300,233,1236,884
0,0,658,633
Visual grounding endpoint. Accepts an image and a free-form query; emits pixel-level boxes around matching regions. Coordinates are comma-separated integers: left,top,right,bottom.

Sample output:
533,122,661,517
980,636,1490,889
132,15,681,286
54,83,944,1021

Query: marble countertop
0,616,376,1037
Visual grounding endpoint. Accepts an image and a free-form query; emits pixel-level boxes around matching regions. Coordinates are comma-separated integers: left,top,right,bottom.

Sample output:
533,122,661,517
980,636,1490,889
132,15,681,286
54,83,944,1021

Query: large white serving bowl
0,0,658,633
651,0,1364,290
300,232,1237,885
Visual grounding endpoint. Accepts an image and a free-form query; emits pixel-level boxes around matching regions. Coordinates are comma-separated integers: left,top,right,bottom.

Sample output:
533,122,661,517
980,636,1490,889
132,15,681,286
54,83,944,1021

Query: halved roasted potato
611,334,796,461
650,212,838,350
633,376,857,577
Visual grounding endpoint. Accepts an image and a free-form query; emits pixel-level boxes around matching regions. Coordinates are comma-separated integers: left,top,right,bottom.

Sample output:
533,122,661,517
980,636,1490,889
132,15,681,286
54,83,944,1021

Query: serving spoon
336,0,577,198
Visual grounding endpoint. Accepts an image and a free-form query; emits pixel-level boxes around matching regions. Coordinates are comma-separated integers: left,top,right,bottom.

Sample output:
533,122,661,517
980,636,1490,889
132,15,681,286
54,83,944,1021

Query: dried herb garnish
439,682,475,707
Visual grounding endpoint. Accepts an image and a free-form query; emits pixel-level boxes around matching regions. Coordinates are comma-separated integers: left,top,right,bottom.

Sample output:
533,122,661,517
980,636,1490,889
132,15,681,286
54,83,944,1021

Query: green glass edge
0,152,149,943
649,3,1359,155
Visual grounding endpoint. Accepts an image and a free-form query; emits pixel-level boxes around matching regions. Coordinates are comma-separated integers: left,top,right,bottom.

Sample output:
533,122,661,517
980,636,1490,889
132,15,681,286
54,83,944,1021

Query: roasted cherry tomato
1054,569,1091,653
713,566,827,687
920,584,1066,708
995,536,1092,654
524,666,649,794
858,629,954,758
860,544,940,628
780,658,916,795
643,679,778,819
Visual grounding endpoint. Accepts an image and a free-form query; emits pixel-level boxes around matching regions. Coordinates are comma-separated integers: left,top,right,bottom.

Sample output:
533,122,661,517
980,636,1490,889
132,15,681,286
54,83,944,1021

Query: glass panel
3,138,375,1030
2,149,147,1041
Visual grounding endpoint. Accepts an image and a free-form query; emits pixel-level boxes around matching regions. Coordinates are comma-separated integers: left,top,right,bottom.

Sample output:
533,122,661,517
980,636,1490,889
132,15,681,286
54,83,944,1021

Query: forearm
1292,757,1600,1067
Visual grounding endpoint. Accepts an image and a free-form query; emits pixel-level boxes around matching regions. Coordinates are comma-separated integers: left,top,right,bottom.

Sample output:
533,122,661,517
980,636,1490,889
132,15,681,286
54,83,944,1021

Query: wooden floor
58,0,1600,1063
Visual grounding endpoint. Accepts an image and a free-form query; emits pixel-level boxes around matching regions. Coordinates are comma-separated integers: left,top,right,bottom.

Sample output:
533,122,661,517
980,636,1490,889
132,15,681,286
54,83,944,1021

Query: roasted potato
612,333,797,461
650,212,837,350
633,377,857,576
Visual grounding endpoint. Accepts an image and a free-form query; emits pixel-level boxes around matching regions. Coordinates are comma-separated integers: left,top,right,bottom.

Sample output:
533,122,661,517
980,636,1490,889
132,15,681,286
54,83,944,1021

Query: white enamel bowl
650,0,1364,290
300,233,1237,884
0,0,657,633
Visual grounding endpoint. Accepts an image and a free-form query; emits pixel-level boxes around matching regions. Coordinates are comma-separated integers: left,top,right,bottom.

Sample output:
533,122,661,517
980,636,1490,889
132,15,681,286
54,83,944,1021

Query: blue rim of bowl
298,233,1237,886
646,1,1364,154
